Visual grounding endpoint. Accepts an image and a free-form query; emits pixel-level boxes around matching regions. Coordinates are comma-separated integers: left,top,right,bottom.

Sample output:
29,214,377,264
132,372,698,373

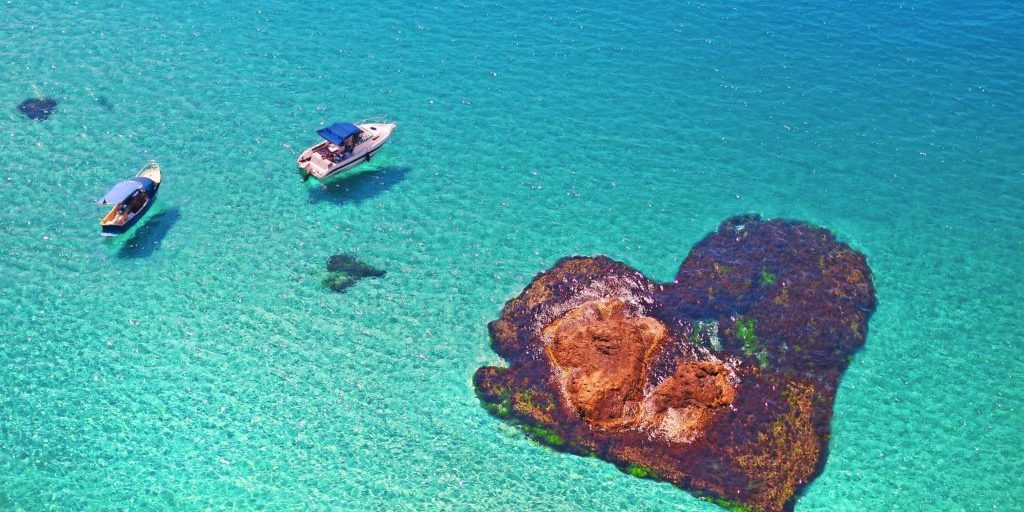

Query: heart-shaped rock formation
474,214,876,512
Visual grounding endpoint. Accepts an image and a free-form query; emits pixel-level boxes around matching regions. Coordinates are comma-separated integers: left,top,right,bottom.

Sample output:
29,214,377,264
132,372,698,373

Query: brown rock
544,299,667,426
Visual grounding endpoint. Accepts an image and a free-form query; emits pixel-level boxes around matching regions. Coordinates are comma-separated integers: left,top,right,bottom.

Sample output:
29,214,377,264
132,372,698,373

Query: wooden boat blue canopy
99,178,156,205
317,122,362,145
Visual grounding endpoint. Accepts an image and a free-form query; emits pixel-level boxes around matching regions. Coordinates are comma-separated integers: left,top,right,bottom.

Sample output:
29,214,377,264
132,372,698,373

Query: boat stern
296,145,326,180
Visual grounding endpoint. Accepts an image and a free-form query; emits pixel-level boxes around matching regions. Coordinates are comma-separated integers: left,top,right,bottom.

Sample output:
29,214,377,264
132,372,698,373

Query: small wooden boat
297,120,396,181
98,161,162,236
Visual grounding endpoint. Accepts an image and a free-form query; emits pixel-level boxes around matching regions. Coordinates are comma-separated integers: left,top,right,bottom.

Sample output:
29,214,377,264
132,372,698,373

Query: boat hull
101,197,155,236
317,146,383,180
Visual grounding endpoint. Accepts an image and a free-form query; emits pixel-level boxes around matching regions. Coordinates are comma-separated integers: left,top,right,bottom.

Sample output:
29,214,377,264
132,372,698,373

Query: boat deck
314,143,354,164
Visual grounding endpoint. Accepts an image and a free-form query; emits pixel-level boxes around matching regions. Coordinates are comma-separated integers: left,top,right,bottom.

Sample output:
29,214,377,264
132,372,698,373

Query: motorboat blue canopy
317,122,363,145
99,177,156,205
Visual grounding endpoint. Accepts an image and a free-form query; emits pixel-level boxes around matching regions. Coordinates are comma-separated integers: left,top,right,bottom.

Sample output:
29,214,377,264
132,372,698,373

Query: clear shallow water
1,1,1022,510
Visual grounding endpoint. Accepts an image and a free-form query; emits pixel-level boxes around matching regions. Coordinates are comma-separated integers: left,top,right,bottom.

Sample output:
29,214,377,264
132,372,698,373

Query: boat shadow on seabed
305,166,411,206
116,206,181,259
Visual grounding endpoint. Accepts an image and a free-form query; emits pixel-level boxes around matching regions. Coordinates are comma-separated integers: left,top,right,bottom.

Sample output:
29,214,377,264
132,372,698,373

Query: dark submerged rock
96,95,114,111
327,254,386,278
17,97,58,120
323,254,385,292
473,215,876,512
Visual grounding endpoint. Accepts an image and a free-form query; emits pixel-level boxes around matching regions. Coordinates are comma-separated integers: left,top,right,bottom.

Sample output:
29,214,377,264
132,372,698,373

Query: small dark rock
326,254,386,278
17,97,58,120
96,95,114,111
323,253,385,292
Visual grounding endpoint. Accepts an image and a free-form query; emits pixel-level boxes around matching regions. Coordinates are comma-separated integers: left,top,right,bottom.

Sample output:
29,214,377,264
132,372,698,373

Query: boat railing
137,160,158,174
357,116,394,126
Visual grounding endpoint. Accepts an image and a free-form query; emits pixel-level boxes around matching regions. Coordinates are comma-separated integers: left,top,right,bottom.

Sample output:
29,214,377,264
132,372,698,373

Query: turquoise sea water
1,1,1022,510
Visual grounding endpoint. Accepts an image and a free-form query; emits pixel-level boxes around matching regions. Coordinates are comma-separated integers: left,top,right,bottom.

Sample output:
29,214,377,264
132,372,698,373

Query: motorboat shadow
117,206,181,259
306,165,411,206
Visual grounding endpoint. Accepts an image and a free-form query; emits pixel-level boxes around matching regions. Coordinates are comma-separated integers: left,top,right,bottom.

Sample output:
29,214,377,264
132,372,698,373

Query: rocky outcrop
473,215,876,512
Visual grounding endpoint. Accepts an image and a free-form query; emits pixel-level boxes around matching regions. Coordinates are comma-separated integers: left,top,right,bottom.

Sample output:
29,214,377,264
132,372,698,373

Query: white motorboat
297,120,396,181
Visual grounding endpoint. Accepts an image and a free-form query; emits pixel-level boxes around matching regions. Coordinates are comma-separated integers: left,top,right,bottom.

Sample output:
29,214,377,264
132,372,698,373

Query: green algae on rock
473,215,876,512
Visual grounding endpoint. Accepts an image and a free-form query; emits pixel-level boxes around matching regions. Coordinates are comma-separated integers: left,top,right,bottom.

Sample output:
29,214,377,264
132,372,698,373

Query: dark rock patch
17,97,58,120
96,95,114,111
323,254,385,292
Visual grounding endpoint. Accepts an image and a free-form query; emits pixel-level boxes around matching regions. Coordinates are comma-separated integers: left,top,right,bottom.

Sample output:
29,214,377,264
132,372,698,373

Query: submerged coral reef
17,97,58,120
474,214,876,512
